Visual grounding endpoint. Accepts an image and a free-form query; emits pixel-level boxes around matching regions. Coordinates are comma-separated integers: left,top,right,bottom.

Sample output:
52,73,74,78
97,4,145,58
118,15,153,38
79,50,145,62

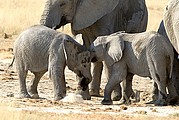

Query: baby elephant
13,25,91,100
89,31,178,106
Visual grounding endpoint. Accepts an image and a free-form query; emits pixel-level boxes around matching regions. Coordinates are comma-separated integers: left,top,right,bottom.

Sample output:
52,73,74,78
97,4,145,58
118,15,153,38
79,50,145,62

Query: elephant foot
101,99,113,105
76,89,91,100
89,89,101,97
28,90,39,99
31,94,39,99
154,99,167,106
19,93,31,99
54,93,66,101
167,96,179,105
111,91,122,101
112,95,121,101
151,94,158,102
118,99,131,105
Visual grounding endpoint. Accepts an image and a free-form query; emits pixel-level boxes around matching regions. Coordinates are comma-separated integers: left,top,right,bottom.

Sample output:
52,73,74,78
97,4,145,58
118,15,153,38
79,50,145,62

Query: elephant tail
8,56,15,69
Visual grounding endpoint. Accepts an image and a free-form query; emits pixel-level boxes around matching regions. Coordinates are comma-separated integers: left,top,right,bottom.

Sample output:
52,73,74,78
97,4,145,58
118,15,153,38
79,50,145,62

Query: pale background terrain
1,0,179,120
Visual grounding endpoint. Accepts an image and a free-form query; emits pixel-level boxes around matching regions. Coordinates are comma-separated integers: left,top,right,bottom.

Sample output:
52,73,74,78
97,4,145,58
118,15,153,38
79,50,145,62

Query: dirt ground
0,0,179,118
0,36,179,120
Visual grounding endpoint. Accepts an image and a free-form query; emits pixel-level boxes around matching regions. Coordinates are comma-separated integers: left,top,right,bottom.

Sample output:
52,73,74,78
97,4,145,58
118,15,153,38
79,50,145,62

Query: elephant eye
83,65,86,68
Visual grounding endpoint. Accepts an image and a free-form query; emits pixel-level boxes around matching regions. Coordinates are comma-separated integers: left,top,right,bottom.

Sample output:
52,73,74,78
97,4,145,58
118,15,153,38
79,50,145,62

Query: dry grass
0,0,169,37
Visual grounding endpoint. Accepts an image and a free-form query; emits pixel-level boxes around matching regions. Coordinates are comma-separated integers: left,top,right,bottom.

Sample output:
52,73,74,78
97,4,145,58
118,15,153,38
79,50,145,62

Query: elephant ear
105,35,124,66
72,0,119,30
63,38,81,70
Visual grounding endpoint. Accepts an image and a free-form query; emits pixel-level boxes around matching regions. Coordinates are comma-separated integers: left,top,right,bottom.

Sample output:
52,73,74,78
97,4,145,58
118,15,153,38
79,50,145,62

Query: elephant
89,31,179,106
40,0,148,99
163,0,179,54
12,25,91,100
157,20,179,97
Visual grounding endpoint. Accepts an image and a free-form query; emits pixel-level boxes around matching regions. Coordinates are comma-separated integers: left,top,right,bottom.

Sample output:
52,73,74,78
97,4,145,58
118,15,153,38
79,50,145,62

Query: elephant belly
127,60,151,78
25,55,48,73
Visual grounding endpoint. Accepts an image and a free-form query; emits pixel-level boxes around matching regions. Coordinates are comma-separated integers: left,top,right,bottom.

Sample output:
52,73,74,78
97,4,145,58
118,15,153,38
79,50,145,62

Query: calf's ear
63,38,80,70
105,36,124,66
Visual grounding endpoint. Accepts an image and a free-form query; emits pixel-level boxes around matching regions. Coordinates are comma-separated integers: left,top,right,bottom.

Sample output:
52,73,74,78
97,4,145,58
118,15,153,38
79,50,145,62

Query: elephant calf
13,25,91,100
89,31,178,106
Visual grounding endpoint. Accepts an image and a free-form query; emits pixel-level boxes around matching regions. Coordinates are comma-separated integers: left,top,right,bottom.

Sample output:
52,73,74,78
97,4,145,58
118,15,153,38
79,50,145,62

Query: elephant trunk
40,0,62,29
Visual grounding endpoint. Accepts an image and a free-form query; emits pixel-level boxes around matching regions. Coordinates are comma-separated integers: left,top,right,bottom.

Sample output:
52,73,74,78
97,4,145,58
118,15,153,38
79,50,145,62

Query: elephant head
63,37,92,90
40,0,120,30
90,34,124,66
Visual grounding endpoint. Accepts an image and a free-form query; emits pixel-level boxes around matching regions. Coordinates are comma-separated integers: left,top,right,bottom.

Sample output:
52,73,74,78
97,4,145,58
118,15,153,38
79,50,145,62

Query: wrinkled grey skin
157,20,179,97
13,25,91,100
163,0,179,54
40,0,148,99
89,31,178,106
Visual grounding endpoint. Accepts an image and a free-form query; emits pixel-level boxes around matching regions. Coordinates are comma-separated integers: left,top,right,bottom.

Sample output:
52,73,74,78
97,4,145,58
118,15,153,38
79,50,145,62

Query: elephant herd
12,0,179,106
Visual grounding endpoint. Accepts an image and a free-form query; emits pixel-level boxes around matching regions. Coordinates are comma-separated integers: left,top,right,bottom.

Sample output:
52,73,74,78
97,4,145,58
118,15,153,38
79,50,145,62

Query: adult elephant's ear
105,35,124,66
72,0,119,30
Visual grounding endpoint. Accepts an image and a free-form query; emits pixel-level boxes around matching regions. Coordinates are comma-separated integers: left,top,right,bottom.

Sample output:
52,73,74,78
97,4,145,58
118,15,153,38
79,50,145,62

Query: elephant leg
49,61,66,100
112,84,122,101
89,62,103,96
16,63,30,98
102,64,126,105
76,75,91,100
28,70,47,99
151,82,158,102
172,57,179,95
120,73,134,104
166,78,179,105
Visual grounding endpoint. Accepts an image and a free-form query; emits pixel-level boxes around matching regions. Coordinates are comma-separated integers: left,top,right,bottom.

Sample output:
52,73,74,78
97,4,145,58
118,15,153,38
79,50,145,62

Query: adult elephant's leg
28,70,47,99
172,55,179,95
151,82,158,102
90,62,103,96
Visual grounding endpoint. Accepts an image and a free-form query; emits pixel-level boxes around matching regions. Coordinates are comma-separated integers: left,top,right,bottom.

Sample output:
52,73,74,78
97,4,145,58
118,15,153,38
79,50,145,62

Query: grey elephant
157,20,179,97
163,0,179,54
40,0,148,99
89,31,178,106
13,25,91,100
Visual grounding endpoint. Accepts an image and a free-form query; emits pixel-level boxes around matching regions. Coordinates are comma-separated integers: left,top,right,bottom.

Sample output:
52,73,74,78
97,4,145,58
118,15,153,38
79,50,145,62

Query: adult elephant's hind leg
28,70,47,99
89,62,103,96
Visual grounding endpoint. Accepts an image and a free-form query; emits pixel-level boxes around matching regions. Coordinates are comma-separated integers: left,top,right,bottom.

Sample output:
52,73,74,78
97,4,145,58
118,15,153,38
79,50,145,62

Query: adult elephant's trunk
40,0,64,29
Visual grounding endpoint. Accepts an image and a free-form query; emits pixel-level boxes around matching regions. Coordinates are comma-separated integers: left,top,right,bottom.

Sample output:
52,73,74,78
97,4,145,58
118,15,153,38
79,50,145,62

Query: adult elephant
158,20,179,96
40,0,148,100
163,0,179,54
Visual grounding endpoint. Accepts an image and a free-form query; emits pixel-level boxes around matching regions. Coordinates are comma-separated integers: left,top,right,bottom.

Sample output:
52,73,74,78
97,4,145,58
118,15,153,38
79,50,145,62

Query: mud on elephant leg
28,70,47,99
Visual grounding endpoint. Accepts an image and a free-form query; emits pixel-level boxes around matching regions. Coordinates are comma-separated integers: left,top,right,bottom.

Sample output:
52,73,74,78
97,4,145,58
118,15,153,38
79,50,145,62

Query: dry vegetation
1,0,179,120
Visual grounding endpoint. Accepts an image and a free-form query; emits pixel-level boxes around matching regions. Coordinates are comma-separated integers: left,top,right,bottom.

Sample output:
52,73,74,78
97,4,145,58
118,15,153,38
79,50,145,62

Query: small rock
120,105,128,110
6,92,14,97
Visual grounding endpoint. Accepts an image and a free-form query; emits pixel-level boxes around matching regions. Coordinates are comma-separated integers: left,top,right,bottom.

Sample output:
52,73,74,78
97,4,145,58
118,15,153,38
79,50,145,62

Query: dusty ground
0,0,179,119
0,37,179,120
